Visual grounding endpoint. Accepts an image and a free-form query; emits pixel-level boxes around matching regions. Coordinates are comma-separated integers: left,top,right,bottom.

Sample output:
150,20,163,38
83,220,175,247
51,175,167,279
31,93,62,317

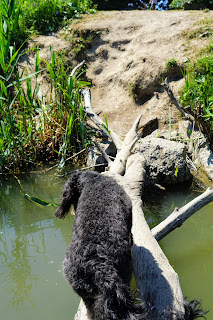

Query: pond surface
144,189,213,319
0,169,213,319
0,168,80,320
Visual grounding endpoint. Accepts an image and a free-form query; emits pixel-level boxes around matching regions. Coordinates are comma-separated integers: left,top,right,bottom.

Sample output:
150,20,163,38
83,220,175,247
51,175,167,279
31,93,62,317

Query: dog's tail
92,264,146,320
183,299,207,319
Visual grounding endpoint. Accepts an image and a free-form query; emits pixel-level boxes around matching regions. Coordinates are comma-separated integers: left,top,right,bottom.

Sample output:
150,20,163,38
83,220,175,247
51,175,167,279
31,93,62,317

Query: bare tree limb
129,130,144,150
82,89,123,150
162,78,195,122
109,113,143,175
123,114,143,145
93,139,112,166
70,60,86,77
74,300,90,320
83,89,143,175
152,187,213,242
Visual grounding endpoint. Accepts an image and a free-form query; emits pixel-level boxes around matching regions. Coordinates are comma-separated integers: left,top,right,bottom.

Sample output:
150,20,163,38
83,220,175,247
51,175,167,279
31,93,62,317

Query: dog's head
55,171,101,219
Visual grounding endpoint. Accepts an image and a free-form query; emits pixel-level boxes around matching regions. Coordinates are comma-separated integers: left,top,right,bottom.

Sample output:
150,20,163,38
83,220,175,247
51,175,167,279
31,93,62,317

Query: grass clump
188,27,212,40
163,58,183,80
63,28,101,62
181,55,213,143
166,59,178,69
128,82,137,100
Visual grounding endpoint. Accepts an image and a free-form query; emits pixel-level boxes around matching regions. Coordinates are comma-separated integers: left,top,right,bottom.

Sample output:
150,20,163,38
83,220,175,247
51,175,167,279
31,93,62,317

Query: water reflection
0,169,79,320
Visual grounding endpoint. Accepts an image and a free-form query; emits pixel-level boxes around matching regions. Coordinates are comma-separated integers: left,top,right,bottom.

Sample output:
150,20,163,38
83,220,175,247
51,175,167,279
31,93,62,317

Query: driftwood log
74,88,213,320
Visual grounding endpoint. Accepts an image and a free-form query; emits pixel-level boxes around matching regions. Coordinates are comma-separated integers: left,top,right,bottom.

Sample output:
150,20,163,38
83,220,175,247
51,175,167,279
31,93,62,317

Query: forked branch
109,113,143,175
83,88,143,175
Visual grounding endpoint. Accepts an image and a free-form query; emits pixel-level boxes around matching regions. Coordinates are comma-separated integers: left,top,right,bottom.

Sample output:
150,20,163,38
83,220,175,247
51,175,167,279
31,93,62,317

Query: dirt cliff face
69,10,213,135
22,10,213,137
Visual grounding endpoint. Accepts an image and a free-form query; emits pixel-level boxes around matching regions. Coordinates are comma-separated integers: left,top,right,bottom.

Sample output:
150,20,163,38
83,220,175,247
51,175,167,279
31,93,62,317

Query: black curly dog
55,171,145,320
55,171,206,320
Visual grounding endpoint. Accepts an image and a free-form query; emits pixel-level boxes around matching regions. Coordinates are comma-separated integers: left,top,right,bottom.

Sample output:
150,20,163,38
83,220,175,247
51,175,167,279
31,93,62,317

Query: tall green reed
1,48,89,172
0,0,21,68
0,0,24,170
44,50,89,168
0,0,90,172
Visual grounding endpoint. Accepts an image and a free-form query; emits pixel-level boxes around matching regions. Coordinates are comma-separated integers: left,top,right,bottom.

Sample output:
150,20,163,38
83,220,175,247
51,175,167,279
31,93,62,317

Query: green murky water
0,169,80,320
0,170,213,319
144,190,213,319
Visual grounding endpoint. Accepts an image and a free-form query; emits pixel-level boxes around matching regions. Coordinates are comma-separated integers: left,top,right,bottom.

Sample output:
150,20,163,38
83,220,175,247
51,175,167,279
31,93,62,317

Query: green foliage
0,0,90,172
0,0,23,71
166,58,178,69
181,55,213,140
128,82,137,99
19,0,96,34
44,50,90,169
92,0,128,10
0,48,89,172
170,0,213,9
101,114,111,134
169,0,186,9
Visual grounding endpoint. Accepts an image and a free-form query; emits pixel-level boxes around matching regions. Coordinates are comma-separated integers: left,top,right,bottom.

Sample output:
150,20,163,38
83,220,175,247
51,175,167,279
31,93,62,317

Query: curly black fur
55,171,146,320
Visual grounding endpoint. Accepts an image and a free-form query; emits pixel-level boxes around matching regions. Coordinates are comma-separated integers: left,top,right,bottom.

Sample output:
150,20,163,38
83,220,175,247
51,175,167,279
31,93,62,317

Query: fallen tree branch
152,187,213,242
123,113,143,145
83,88,143,175
93,139,112,166
82,88,123,150
162,78,195,122
114,155,185,320
109,113,143,175
74,88,209,320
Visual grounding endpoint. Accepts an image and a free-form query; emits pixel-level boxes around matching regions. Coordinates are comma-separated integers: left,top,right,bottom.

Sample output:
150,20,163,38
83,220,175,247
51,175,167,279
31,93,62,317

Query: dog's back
55,171,145,320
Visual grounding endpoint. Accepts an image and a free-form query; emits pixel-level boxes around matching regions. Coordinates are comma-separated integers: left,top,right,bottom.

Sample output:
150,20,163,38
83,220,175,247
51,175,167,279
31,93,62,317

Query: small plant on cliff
166,59,178,69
